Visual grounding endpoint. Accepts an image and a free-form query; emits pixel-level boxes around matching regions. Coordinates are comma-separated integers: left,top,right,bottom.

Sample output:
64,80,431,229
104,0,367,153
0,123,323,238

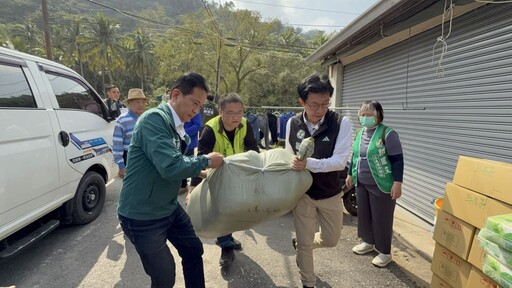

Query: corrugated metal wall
341,4,512,224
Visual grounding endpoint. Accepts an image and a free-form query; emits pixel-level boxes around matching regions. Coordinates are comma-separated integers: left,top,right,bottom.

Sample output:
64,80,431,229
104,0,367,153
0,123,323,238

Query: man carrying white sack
285,74,352,288
189,93,259,268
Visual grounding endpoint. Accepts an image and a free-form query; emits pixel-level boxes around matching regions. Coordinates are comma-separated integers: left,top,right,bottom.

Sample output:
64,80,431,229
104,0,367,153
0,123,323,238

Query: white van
0,47,117,257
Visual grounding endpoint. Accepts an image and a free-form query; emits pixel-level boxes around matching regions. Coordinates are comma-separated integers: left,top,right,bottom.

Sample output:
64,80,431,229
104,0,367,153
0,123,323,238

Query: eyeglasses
305,101,331,111
222,110,243,117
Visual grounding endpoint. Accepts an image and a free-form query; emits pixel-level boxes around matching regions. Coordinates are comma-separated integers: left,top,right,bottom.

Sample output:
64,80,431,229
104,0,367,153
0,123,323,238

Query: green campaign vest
206,116,247,157
351,124,394,193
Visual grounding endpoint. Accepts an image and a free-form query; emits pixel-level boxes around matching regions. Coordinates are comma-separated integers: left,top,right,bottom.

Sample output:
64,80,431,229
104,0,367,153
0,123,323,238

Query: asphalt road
0,178,431,288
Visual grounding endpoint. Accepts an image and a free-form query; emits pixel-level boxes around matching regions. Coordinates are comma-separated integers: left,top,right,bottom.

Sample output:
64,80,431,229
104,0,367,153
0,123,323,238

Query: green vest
206,116,247,156
351,124,394,193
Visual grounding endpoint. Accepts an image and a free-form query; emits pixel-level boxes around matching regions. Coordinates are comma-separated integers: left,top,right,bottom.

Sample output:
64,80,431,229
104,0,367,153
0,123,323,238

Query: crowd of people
108,72,404,288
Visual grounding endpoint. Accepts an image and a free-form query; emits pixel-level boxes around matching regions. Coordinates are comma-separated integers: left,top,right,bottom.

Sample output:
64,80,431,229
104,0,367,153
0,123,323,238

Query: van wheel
72,172,106,225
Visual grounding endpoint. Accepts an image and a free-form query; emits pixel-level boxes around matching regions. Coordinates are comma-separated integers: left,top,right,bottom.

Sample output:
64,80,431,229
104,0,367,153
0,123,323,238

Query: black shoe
232,239,243,251
219,247,235,267
292,237,297,250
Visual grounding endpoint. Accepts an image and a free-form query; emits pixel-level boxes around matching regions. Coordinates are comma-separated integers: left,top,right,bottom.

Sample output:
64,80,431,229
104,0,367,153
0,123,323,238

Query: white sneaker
372,253,392,267
352,242,374,255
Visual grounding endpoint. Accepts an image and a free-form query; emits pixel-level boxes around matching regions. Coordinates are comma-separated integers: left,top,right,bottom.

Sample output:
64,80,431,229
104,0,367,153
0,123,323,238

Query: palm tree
60,18,86,76
125,29,157,90
11,22,42,54
81,13,124,84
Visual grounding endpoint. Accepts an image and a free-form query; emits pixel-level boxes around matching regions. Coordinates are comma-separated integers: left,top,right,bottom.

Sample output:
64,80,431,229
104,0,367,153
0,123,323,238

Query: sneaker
372,253,392,267
352,242,375,255
219,247,235,267
292,238,297,250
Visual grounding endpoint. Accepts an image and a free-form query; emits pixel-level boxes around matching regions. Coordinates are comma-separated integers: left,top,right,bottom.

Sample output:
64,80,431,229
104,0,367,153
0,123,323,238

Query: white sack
186,148,313,238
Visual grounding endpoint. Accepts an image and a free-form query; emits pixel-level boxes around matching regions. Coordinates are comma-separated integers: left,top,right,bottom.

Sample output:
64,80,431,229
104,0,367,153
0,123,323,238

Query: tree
81,13,125,84
60,18,86,76
125,29,157,90
10,22,42,54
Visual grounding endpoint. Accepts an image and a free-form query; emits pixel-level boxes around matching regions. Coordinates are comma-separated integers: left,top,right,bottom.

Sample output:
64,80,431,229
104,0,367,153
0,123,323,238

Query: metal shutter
341,4,512,224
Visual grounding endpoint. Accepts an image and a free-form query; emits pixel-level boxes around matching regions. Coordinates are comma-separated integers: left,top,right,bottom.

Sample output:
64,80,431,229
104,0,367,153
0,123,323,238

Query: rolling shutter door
341,4,512,224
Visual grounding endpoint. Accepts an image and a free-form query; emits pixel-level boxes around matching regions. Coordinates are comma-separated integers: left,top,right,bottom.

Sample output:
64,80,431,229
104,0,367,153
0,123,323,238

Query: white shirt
167,103,187,140
285,112,352,173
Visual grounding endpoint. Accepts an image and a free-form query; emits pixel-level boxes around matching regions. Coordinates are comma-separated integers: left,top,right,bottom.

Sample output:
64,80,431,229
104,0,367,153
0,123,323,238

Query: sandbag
186,148,313,238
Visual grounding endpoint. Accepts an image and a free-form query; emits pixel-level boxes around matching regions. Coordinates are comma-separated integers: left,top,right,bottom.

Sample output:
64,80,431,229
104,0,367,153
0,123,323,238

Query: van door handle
59,131,70,147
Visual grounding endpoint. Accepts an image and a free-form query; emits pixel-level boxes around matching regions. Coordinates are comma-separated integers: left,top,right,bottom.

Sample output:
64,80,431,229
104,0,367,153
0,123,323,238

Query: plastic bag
186,148,313,238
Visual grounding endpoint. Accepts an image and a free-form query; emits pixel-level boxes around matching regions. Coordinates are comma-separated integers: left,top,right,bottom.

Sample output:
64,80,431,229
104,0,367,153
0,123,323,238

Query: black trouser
356,182,396,254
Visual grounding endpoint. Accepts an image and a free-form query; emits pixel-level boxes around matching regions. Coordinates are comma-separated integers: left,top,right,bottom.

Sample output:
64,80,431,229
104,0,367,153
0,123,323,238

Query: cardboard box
443,183,512,229
453,156,512,204
466,266,499,288
433,209,476,259
431,273,453,288
468,230,485,271
431,243,472,288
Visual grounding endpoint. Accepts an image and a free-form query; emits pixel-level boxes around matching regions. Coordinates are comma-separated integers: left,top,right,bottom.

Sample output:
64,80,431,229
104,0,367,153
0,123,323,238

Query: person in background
179,112,202,194
112,88,147,179
201,94,219,126
104,84,125,119
117,73,224,288
189,93,259,268
346,100,404,268
285,74,352,288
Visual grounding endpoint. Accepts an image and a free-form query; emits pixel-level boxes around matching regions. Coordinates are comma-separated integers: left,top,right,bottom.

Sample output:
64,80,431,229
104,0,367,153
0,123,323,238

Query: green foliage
3,1,332,107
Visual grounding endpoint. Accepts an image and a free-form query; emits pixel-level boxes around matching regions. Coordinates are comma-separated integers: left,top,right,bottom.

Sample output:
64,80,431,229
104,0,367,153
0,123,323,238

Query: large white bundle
186,148,313,238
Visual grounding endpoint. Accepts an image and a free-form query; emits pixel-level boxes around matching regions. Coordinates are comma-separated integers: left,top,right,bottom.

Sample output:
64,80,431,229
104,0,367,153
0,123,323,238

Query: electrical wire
230,0,360,15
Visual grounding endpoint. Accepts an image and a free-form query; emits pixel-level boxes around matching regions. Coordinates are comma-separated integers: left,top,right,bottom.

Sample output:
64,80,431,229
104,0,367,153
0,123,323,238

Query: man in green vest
189,93,260,267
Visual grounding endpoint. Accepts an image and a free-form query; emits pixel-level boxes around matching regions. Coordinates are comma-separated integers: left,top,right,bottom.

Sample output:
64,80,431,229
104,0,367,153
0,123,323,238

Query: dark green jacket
118,103,209,220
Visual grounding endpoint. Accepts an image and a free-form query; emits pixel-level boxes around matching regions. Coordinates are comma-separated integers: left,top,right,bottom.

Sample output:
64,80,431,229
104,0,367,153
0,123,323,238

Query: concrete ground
0,178,435,288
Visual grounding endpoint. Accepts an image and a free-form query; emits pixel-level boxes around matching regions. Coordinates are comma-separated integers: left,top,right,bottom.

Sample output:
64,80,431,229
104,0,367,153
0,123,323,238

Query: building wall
338,4,512,223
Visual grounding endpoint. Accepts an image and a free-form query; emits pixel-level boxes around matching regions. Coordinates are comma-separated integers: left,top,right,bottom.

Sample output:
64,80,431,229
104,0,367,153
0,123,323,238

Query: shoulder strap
382,126,388,145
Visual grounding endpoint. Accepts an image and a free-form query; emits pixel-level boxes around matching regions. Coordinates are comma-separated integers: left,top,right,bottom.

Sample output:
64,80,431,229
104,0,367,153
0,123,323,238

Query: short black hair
297,74,334,102
170,72,209,95
207,94,215,102
218,93,243,110
105,84,118,92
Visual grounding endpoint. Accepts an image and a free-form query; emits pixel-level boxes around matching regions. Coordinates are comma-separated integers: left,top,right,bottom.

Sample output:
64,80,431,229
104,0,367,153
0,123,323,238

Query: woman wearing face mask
345,100,404,267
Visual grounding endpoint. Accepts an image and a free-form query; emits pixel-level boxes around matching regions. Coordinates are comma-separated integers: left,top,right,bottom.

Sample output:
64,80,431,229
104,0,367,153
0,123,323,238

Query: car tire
343,185,358,216
71,171,106,225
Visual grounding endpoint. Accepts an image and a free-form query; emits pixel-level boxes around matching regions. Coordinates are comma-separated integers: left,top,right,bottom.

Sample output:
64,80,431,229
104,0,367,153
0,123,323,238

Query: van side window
46,73,103,117
0,63,36,108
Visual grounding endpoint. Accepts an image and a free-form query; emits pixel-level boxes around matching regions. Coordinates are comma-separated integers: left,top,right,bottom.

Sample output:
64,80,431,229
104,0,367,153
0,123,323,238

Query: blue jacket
185,113,202,150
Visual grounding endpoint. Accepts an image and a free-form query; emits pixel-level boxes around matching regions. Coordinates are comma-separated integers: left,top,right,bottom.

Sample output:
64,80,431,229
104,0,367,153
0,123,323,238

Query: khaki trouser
293,193,344,287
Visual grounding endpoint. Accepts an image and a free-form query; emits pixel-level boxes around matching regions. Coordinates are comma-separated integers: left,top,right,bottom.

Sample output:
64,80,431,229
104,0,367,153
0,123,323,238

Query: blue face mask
359,116,377,128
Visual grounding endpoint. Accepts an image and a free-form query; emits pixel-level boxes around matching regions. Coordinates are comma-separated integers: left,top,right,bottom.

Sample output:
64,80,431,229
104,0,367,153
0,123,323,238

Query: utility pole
41,0,53,60
215,34,222,99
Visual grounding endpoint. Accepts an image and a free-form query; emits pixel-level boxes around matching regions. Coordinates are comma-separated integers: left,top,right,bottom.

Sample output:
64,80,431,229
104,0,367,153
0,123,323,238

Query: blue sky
224,0,379,33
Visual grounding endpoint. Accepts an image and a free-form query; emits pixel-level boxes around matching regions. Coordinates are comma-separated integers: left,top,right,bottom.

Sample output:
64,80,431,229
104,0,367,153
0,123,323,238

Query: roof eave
305,0,404,64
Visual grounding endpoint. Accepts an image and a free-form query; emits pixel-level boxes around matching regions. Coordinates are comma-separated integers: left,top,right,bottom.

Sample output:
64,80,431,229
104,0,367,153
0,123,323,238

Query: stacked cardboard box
431,156,512,288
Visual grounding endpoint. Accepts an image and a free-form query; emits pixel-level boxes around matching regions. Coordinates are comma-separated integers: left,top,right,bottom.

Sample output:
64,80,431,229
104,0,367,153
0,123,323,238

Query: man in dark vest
104,84,125,119
285,74,353,288
201,94,219,126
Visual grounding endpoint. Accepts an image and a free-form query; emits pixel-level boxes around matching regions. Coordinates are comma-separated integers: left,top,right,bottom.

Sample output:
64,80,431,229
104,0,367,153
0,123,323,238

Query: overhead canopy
305,0,476,64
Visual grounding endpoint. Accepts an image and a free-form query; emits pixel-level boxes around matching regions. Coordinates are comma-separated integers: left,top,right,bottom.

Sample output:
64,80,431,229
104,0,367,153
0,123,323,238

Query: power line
230,0,360,15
